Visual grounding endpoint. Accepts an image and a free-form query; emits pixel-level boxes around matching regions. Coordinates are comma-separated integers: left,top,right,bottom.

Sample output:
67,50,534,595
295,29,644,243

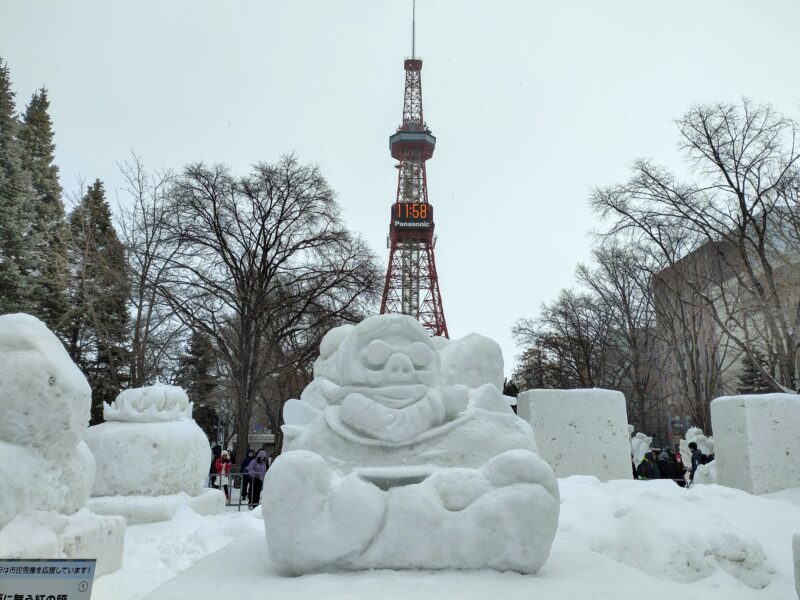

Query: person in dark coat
246,449,268,508
209,444,222,488
239,449,255,503
688,442,703,483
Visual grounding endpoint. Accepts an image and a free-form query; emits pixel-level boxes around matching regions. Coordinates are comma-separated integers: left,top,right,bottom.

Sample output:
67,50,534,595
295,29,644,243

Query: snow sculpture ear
283,399,319,426
440,333,504,390
313,324,355,383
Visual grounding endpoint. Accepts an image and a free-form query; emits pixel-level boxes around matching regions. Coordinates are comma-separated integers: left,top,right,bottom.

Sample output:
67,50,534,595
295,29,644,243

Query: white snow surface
85,419,210,497
712,393,800,494
86,477,800,600
86,489,225,524
517,388,632,481
104,383,192,422
270,315,559,573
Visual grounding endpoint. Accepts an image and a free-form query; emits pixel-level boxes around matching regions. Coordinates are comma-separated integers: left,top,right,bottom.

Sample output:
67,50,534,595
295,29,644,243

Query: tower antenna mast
412,0,416,58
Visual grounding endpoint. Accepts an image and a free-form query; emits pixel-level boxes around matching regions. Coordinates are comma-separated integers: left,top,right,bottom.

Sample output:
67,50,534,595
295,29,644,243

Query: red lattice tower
379,55,448,338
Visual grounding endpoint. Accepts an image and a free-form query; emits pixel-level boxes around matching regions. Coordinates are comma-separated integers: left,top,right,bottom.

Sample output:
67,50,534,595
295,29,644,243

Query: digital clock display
391,202,433,230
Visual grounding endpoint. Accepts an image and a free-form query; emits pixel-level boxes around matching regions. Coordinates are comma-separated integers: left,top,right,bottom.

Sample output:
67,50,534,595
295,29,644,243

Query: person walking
688,441,704,484
209,444,222,488
246,449,268,508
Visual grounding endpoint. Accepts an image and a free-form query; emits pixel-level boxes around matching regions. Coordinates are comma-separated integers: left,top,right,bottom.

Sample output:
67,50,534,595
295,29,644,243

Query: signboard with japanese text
0,559,96,600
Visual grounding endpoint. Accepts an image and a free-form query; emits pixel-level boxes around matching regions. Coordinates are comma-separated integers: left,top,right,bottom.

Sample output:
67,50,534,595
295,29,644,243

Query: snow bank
517,388,631,481
711,393,800,494
87,489,225,525
266,315,559,574
558,477,789,590
86,419,210,496
0,314,125,574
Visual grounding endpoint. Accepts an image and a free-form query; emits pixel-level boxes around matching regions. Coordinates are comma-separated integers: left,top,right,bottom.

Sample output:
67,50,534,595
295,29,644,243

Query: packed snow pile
0,313,125,574
711,393,800,495
265,314,559,574
558,476,784,590
681,427,717,485
84,382,222,522
517,388,631,481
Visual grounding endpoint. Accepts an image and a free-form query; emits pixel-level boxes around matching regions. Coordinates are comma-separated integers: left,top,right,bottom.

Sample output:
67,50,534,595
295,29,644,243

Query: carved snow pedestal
263,315,560,574
84,384,224,524
0,314,125,575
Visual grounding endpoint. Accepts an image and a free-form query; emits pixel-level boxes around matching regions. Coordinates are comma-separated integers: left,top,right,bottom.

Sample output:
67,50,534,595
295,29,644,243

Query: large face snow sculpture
329,317,466,443
265,314,560,575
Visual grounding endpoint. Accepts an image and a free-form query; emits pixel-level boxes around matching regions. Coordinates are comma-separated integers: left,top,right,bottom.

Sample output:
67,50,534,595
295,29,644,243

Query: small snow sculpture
84,383,223,523
0,314,124,574
264,315,560,574
680,427,716,485
630,432,652,464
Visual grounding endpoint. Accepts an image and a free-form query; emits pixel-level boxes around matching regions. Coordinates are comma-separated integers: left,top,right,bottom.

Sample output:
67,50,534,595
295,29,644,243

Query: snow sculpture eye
407,342,434,368
364,340,392,368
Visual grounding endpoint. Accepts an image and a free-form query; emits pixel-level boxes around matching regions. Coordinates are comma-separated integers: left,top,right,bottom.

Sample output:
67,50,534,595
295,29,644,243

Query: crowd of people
634,442,713,487
209,445,272,508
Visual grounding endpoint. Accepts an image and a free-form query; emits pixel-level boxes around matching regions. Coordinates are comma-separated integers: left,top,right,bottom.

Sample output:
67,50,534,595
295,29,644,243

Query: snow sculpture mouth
329,384,428,409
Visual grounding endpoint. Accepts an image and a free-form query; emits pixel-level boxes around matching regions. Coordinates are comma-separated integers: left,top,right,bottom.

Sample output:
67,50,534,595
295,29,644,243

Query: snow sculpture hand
263,451,386,574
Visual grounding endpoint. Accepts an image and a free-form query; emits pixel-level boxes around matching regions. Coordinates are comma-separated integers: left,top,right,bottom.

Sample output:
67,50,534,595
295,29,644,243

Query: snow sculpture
516,388,632,481
0,314,124,574
84,383,223,523
264,315,560,574
680,427,717,485
711,393,800,495
630,432,652,465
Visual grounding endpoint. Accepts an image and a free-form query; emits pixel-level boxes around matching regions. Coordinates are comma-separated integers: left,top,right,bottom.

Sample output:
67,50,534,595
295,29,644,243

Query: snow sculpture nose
383,352,415,383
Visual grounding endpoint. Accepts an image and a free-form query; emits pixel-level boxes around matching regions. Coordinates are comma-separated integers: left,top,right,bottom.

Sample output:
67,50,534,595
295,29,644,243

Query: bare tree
576,243,664,435
116,155,186,386
592,99,800,394
157,155,381,461
513,289,619,389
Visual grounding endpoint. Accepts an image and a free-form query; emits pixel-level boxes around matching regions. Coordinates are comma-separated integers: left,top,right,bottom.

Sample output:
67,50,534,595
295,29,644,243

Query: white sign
0,559,96,600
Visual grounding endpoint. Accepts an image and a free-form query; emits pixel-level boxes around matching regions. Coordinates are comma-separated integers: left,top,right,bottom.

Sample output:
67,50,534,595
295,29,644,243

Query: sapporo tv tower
379,0,449,337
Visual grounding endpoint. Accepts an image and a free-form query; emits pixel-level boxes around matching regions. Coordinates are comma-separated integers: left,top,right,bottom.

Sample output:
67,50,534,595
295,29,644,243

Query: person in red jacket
215,451,232,500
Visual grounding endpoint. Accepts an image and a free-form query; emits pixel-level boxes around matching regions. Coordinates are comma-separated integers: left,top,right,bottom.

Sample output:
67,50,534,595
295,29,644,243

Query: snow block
264,315,560,574
87,489,225,524
0,509,125,576
711,394,800,495
517,388,632,481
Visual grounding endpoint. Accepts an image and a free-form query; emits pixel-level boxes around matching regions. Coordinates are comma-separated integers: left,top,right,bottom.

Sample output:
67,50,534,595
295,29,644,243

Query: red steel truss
379,58,448,338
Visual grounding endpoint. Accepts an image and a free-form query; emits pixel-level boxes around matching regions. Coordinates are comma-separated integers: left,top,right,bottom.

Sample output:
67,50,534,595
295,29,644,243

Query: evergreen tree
66,179,130,423
19,87,68,329
0,58,35,313
176,330,219,442
736,351,774,394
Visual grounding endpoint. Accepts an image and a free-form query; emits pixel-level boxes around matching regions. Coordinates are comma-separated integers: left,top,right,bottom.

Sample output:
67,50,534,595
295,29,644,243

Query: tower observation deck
379,54,448,338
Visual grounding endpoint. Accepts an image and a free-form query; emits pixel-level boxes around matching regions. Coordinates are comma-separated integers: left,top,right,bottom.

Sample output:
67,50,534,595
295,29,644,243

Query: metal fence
208,471,264,511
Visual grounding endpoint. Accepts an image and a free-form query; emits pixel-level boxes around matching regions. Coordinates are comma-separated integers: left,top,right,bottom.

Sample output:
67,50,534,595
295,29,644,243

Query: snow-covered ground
92,478,800,600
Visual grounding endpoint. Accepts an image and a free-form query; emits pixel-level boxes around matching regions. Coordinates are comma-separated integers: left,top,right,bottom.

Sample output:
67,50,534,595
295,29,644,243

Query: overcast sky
2,0,799,375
